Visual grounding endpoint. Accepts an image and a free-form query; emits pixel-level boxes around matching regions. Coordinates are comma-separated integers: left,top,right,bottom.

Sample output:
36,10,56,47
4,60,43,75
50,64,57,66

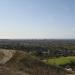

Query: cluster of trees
0,39,75,58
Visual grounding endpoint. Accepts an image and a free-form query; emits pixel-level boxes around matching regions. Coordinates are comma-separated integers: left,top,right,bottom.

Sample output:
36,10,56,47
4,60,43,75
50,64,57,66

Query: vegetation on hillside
0,39,75,75
5,50,66,75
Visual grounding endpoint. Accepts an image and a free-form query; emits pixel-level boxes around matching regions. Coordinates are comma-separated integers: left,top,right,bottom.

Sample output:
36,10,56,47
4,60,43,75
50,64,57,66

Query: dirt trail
0,49,16,64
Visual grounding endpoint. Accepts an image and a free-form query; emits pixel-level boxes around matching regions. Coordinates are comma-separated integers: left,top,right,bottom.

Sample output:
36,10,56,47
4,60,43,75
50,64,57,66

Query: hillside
0,49,66,75
0,66,29,75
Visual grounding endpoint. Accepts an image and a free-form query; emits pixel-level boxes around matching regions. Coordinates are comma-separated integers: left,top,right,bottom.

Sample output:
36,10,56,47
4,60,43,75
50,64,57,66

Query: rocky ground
0,65,29,75
0,49,30,75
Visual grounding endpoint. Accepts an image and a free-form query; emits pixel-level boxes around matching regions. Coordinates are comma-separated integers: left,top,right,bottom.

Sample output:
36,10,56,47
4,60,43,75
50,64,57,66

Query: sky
0,0,75,39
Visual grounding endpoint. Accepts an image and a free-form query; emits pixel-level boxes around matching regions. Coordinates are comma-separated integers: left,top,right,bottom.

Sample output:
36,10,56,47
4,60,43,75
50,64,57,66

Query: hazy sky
0,0,75,39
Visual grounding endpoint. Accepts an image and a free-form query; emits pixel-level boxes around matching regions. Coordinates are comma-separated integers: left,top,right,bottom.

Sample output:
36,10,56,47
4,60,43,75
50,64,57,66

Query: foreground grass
44,56,75,66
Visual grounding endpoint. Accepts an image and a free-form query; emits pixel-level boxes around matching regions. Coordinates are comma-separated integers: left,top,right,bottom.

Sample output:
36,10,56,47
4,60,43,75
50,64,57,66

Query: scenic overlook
0,0,75,75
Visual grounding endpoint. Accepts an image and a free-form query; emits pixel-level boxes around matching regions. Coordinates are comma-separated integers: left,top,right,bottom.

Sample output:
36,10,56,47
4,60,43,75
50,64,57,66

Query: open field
46,56,75,66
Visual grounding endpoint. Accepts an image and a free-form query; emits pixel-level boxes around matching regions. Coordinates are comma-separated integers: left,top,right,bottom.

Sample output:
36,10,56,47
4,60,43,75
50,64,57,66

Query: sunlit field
45,56,75,66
